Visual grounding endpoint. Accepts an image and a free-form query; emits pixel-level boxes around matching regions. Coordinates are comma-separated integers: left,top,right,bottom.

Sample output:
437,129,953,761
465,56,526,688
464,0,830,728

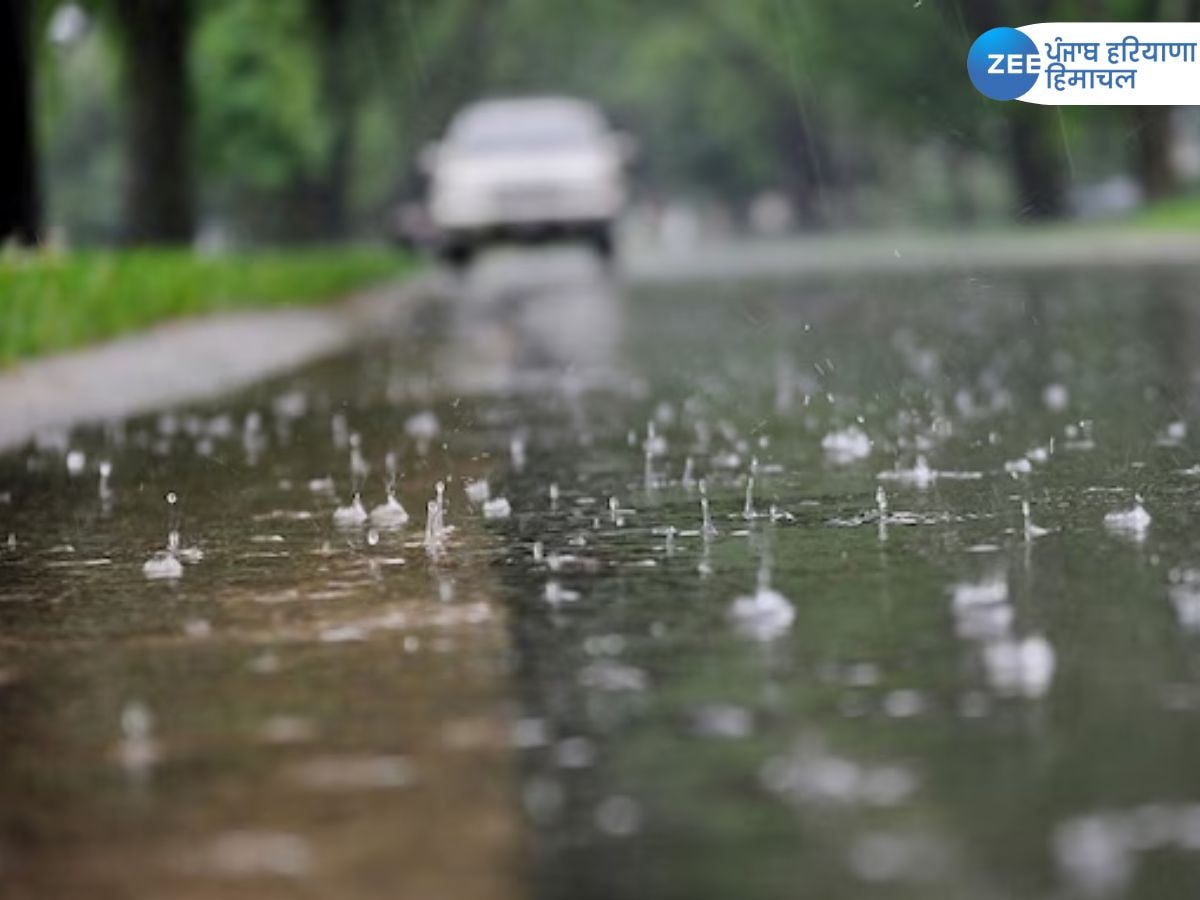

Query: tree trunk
1006,111,1065,219
1132,107,1176,203
944,141,977,225
956,0,1064,219
310,0,354,240
0,0,39,245
1127,0,1177,202
773,110,829,230
114,0,194,245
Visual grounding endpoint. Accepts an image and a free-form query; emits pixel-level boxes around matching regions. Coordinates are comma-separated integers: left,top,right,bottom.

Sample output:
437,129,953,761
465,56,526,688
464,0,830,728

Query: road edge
0,272,445,452
624,228,1200,284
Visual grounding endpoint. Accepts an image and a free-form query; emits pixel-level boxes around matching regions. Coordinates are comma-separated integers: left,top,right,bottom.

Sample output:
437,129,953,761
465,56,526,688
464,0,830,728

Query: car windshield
448,103,603,153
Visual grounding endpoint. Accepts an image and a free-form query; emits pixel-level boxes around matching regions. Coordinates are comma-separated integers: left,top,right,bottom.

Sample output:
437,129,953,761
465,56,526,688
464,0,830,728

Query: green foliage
33,0,1200,241
606,14,779,197
36,14,123,242
194,0,327,192
1134,191,1200,228
0,247,410,363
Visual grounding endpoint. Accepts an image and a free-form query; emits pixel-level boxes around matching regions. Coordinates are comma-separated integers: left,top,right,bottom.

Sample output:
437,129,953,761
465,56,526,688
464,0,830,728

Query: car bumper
430,183,624,232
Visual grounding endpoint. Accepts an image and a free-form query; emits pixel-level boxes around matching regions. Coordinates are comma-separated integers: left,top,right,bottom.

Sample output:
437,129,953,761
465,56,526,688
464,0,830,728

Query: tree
956,0,1066,218
1005,105,1066,217
308,0,353,238
1124,0,1197,203
112,0,194,244
1132,105,1175,202
0,0,40,244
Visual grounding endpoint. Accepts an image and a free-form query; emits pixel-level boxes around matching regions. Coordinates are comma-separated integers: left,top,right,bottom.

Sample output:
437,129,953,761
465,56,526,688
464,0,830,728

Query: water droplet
333,493,369,528
510,434,527,470
464,478,491,503
822,425,872,463
424,481,449,552
699,479,717,537
595,795,641,837
369,489,409,529
883,689,925,718
482,497,512,519
1023,499,1049,540
191,830,313,878
729,549,793,641
1104,494,1151,541
555,736,596,769
743,457,758,519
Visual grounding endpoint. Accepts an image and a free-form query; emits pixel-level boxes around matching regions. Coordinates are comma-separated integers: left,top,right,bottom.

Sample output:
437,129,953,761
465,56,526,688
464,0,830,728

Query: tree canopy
12,0,1198,246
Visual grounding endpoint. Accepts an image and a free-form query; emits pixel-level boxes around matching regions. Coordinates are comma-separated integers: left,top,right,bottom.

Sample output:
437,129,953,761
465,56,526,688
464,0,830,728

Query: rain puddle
5,255,1200,898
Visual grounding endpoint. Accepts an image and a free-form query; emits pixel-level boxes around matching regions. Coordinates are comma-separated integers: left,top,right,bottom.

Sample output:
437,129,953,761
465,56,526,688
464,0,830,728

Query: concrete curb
0,272,442,452
624,229,1200,284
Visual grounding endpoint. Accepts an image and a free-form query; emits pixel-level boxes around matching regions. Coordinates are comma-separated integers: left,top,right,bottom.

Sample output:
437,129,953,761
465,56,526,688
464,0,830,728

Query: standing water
5,262,1200,899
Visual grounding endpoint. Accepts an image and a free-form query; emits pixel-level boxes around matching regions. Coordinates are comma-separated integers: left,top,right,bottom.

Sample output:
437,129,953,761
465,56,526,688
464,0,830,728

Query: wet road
5,250,1200,898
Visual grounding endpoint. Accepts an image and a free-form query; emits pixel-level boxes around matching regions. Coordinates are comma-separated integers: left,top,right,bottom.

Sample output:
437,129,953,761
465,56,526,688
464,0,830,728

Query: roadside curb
624,229,1200,284
0,272,442,452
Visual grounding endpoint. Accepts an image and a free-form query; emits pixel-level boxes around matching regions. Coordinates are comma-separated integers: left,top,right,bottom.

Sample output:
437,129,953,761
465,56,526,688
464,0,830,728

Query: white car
423,97,632,265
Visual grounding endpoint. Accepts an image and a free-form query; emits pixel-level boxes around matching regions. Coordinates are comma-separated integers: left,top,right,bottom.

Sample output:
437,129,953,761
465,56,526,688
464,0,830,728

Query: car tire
590,226,615,262
440,242,475,269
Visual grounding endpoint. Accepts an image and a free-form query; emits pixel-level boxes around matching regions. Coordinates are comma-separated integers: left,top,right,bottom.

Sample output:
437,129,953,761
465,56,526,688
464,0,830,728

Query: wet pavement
5,249,1200,898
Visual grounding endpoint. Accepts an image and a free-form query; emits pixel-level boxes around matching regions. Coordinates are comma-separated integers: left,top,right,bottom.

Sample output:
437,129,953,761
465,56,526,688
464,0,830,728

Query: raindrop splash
1023,500,1049,541
1104,493,1151,541
369,453,409,528
66,448,86,476
115,699,160,775
743,457,758,520
424,481,448,553
482,497,512,519
143,492,184,580
700,479,718,537
728,543,794,641
98,459,113,501
511,434,527,471
333,493,369,528
464,478,491,504
681,455,695,488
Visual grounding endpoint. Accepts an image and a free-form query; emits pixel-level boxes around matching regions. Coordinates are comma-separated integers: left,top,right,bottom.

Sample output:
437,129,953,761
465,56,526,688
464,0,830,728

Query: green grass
1131,191,1200,229
0,247,412,365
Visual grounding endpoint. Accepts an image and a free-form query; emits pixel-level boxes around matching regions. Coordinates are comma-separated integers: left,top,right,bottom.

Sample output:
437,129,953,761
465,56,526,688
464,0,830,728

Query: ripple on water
578,660,648,693
689,704,755,739
822,425,872,464
760,740,918,808
1104,495,1152,541
1052,804,1200,896
182,830,314,878
982,635,1056,698
1169,568,1200,632
284,755,413,791
848,831,950,885
728,585,794,642
482,497,512,519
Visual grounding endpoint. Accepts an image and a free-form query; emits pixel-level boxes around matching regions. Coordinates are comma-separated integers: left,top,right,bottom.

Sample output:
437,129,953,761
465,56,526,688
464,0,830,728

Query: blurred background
5,0,1200,253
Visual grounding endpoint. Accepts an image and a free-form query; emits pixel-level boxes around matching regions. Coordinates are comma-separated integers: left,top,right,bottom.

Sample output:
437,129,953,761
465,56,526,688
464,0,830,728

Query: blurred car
422,96,632,266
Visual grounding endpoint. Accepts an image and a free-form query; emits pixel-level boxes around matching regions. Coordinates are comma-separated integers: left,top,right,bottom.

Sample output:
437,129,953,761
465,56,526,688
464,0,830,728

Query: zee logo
968,28,1041,100
986,53,1043,75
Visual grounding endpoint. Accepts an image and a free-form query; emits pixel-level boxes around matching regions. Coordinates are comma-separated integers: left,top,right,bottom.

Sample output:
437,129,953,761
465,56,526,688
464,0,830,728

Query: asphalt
4,227,1200,452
